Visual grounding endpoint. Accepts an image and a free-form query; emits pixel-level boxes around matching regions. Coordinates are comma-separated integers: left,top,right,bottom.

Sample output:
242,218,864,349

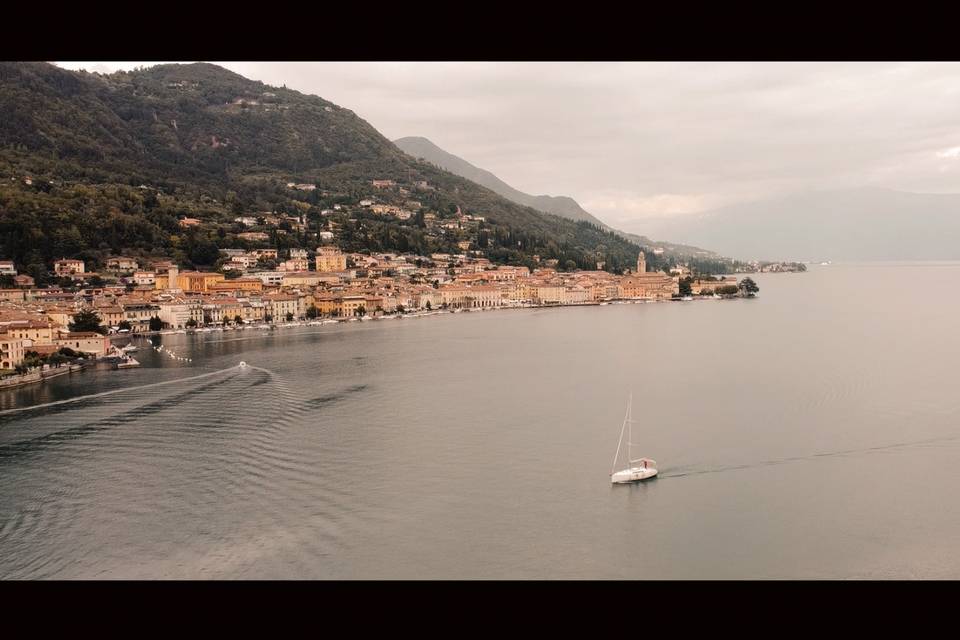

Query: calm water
3,263,960,579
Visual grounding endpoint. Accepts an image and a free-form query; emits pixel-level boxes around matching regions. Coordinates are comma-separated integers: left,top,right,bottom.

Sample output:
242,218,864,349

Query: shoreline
139,293,749,339
2,295,749,397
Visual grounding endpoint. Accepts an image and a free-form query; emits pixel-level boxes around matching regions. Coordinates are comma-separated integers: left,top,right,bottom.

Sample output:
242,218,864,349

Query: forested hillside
0,62,713,277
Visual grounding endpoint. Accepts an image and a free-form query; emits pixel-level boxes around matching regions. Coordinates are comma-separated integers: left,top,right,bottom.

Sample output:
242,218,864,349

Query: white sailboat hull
611,467,658,483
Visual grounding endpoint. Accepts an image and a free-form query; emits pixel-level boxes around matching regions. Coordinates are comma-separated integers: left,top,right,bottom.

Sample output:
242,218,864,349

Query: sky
57,61,960,234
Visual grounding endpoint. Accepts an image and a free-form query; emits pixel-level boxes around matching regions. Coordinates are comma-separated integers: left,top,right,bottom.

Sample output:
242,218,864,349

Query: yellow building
45,308,74,329
618,274,677,299
690,277,738,295
313,296,340,316
531,284,565,304
266,294,301,320
1,320,56,346
619,253,677,299
54,259,85,276
95,306,126,329
440,285,503,308
0,333,25,369
207,278,264,293
316,247,347,273
339,295,367,316
177,271,226,292
56,332,110,357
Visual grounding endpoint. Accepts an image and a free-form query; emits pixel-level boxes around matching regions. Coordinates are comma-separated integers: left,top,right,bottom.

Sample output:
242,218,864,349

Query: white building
249,271,285,286
158,300,204,329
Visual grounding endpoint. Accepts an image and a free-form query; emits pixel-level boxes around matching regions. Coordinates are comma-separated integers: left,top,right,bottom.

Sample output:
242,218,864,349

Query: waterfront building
0,332,25,369
55,332,109,357
158,300,204,329
339,295,367,316
439,284,503,309
265,293,301,320
617,252,678,299
123,302,162,332
690,277,739,295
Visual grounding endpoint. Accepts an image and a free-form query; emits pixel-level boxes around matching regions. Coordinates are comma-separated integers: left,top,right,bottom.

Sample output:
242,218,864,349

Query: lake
3,262,960,579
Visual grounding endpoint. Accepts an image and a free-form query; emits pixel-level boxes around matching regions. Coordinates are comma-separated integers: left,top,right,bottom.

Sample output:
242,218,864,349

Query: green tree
285,312,294,322
355,306,366,317
185,318,198,328
149,316,163,331
425,300,432,310
69,309,106,334
678,277,692,296
738,277,759,296
234,314,243,325
305,305,319,319
117,320,132,331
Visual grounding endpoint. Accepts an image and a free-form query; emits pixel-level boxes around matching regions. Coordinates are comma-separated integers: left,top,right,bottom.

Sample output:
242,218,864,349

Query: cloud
936,146,960,159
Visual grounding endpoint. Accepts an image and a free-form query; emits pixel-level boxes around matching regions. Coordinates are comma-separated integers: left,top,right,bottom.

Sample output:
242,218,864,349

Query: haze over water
2,263,960,579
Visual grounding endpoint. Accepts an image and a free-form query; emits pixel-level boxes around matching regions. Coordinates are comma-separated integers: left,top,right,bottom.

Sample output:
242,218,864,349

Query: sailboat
610,394,658,483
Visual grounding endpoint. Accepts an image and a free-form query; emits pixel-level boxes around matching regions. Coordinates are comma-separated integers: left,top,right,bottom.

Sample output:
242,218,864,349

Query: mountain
394,136,717,258
394,136,606,226
0,61,667,275
636,187,960,262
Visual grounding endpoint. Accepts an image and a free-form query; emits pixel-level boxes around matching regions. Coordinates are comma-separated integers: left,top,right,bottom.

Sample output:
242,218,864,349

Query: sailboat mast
611,394,631,475
627,392,633,466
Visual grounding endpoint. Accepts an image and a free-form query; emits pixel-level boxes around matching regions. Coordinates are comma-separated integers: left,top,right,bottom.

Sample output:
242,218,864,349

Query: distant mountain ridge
394,136,607,226
394,136,715,257
636,187,960,261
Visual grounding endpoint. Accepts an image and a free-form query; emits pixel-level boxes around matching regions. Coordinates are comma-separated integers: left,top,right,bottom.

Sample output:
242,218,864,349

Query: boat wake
0,365,245,419
0,361,375,578
660,434,960,478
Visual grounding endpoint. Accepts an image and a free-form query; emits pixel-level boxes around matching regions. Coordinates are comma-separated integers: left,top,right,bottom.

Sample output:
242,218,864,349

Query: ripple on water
0,365,370,579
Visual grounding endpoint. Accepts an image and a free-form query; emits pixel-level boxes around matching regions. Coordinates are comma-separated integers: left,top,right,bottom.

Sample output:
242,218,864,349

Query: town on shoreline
1,249,766,390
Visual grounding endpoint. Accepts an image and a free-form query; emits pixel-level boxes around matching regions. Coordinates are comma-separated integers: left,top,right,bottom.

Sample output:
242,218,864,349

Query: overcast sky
57,61,960,233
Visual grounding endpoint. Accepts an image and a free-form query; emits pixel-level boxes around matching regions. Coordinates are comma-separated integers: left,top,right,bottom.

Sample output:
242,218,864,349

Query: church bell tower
636,251,646,274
